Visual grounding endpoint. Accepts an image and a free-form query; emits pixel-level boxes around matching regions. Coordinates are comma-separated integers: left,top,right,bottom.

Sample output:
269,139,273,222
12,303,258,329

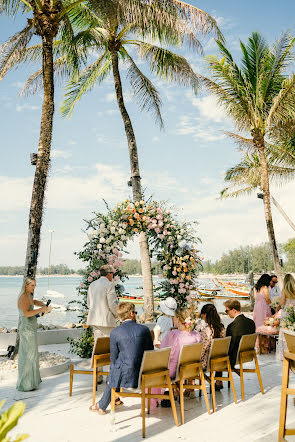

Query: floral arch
77,198,202,307
71,199,202,357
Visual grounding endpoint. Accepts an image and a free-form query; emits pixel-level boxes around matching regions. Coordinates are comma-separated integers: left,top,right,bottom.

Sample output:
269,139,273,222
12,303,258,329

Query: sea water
0,276,249,328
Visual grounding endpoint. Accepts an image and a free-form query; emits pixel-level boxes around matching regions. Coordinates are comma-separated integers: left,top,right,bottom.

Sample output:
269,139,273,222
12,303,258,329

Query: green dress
16,303,41,391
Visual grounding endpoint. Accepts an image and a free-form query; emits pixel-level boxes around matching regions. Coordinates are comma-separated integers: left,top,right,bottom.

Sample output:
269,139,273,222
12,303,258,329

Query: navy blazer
226,314,256,367
108,320,154,389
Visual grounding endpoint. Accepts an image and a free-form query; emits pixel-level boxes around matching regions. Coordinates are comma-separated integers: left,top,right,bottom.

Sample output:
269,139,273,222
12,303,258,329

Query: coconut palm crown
202,31,295,280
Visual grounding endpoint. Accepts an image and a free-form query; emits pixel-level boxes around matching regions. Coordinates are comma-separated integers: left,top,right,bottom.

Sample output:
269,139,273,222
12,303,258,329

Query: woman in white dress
276,274,295,361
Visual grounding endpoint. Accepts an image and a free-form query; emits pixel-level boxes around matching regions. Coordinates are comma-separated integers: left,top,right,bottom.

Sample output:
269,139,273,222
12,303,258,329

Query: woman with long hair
16,277,52,391
253,273,272,329
200,304,225,390
277,274,295,361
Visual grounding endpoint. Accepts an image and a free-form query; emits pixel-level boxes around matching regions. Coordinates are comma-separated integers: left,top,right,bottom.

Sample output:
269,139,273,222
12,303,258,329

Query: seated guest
149,306,201,409
225,299,255,368
200,304,225,390
90,302,153,414
153,297,177,348
161,307,201,379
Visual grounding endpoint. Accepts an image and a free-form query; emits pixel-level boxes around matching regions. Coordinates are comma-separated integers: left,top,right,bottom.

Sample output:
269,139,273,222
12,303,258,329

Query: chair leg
211,371,216,413
111,388,116,412
147,388,151,415
142,380,146,438
227,362,237,404
254,354,264,395
92,361,97,406
69,364,73,397
240,361,245,402
201,370,211,415
199,378,202,397
278,357,290,441
179,377,184,425
228,380,230,389
167,375,179,427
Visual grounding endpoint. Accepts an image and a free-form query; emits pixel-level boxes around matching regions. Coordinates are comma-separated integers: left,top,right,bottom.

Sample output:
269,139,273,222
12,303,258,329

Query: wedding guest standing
277,274,295,361
86,264,118,383
253,274,272,329
17,277,52,391
199,304,225,390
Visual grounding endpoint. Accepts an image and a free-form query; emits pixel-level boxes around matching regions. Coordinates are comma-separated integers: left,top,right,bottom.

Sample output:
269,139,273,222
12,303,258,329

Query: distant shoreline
0,273,148,278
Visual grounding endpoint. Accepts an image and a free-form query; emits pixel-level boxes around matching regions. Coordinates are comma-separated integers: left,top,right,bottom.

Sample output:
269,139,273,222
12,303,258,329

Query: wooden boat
226,287,249,297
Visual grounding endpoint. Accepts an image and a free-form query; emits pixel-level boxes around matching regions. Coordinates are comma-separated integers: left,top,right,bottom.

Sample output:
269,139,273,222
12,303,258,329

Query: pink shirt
161,329,202,378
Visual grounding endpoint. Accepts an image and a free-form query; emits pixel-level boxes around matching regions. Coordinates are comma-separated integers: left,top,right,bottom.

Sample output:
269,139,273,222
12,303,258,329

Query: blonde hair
283,274,295,299
117,302,135,321
175,307,195,332
18,277,36,300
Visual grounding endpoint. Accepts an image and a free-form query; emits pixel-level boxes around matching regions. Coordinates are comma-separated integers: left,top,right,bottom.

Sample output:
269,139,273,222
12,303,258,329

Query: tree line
202,239,295,274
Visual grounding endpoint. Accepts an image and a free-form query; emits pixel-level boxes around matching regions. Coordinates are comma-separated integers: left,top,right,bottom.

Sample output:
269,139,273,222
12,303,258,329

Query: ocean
0,276,250,329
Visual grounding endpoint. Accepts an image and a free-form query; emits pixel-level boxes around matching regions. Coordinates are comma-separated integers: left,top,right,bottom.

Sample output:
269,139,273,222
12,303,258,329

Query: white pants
92,326,114,381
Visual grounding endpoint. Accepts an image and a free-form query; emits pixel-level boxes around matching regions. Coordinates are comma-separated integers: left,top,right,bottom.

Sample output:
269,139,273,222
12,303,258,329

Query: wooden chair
69,337,110,406
205,336,237,413
111,348,179,438
231,333,264,401
278,332,295,441
172,342,210,424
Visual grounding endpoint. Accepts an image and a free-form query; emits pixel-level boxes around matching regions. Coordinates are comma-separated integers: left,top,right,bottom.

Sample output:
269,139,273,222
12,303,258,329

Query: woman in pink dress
253,273,272,329
149,307,201,410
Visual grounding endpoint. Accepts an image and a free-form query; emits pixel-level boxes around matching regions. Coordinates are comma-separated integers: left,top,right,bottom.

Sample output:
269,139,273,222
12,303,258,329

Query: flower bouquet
270,296,281,312
281,305,295,333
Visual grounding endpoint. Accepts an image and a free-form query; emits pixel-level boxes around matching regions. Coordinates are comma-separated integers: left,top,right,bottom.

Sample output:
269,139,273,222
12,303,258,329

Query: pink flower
156,214,162,220
90,271,96,277
118,252,123,258
169,279,174,284
80,283,86,288
159,234,164,239
163,230,168,235
88,276,93,282
114,275,119,281
179,283,184,288
172,271,177,276
155,228,161,234
170,288,175,293
158,221,164,227
113,249,119,255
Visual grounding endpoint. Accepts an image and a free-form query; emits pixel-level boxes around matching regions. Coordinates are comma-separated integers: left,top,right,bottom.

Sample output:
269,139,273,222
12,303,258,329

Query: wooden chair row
69,333,264,438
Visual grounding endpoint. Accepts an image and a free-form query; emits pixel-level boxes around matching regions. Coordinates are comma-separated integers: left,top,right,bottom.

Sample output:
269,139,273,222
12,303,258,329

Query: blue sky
1,0,295,269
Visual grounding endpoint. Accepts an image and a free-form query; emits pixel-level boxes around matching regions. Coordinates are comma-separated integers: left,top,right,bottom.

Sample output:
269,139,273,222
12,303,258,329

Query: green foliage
0,264,77,275
283,238,295,271
0,400,28,442
68,327,94,359
281,305,295,331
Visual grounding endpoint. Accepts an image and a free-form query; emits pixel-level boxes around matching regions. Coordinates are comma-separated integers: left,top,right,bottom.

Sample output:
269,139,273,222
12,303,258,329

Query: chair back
235,333,257,366
137,347,171,389
284,331,295,373
91,337,110,368
174,342,203,382
206,336,231,372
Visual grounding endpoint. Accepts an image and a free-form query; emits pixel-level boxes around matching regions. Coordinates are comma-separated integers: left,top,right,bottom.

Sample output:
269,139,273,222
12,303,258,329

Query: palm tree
220,149,295,233
202,31,295,283
55,2,219,318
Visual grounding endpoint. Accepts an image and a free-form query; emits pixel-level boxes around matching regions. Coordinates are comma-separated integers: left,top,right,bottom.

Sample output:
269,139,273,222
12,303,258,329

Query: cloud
105,93,116,102
51,149,72,159
16,103,40,112
176,114,226,142
189,94,228,123
106,109,117,115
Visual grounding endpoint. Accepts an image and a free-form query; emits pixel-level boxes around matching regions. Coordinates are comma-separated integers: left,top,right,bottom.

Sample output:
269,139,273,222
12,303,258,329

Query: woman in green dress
16,277,52,391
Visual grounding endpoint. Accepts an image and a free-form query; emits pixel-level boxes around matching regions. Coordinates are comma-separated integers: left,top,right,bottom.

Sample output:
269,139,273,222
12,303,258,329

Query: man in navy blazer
91,302,154,413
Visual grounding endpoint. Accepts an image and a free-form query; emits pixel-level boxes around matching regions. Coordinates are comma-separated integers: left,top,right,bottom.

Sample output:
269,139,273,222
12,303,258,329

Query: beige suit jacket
86,276,118,327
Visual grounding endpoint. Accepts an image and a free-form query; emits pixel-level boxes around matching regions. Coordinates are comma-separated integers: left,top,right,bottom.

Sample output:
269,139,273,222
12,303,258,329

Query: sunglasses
271,281,277,284
225,308,231,314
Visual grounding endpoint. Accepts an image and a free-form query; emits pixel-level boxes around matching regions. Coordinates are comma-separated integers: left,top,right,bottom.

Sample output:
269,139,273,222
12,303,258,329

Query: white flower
99,237,106,243
110,227,116,233
97,244,102,249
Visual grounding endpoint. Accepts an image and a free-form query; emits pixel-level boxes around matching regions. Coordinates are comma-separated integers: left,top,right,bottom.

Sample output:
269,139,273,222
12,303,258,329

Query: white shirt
153,315,173,344
269,285,281,301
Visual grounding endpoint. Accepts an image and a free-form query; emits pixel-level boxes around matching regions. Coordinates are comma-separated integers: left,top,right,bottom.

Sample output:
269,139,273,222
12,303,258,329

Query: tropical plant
202,31,295,282
0,400,28,442
54,2,219,318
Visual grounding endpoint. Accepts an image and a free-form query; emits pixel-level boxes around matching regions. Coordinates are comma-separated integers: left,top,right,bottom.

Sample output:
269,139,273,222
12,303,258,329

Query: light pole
48,229,54,290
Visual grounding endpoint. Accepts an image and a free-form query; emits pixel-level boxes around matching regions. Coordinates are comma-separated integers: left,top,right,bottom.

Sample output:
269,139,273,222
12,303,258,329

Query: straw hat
159,297,177,316
100,264,115,274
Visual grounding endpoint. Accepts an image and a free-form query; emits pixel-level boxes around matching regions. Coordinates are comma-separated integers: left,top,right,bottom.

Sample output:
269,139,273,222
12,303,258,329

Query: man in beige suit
86,265,118,382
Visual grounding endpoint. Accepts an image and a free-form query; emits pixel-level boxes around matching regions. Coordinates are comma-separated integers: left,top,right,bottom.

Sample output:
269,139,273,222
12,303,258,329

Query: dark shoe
161,391,171,408
215,383,223,391
97,380,103,385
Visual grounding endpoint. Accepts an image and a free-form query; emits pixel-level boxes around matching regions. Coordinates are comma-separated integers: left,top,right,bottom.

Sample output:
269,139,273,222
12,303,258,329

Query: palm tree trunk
111,51,154,320
12,35,55,359
253,130,283,286
25,35,54,277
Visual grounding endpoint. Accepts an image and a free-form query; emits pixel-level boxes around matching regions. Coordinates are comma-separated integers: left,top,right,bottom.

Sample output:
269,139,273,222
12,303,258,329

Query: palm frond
0,23,34,80
60,51,111,118
124,48,163,128
138,41,199,92
267,73,295,127
0,0,30,16
225,132,255,151
220,185,256,199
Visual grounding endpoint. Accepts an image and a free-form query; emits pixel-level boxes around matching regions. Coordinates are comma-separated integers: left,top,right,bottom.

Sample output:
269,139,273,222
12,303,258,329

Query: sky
1,0,295,269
